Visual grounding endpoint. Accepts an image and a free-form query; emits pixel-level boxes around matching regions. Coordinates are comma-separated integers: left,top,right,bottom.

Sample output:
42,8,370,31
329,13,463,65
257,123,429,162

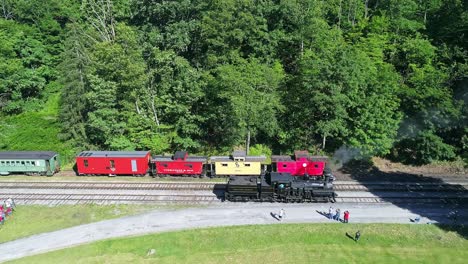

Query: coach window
282,164,287,168
84,160,89,167
184,164,193,168
314,164,319,168
0,161,4,165
221,163,228,167
244,163,251,167
110,160,115,169
21,161,25,165
162,163,168,167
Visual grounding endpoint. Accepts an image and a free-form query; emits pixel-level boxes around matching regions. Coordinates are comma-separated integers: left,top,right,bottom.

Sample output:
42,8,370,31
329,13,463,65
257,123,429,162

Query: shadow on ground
338,160,468,239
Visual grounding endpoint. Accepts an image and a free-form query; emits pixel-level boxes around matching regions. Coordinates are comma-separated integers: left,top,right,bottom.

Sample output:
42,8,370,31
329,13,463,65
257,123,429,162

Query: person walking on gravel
279,209,285,221
328,206,334,220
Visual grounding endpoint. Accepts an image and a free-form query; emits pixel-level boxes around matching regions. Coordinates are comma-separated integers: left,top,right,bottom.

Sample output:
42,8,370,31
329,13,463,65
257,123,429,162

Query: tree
58,23,90,148
205,58,284,147
84,23,147,149
144,48,205,150
0,19,49,113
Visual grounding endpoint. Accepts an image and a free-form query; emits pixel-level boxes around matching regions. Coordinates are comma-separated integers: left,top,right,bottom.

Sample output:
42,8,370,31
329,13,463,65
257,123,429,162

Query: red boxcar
271,151,328,176
76,151,151,176
152,151,206,176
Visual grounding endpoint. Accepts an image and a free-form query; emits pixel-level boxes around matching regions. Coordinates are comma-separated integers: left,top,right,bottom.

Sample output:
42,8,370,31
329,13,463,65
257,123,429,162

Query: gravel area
1,203,467,263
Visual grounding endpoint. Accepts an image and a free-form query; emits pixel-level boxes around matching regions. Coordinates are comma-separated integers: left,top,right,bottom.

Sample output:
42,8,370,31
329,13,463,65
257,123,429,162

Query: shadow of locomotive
212,183,227,201
338,160,468,239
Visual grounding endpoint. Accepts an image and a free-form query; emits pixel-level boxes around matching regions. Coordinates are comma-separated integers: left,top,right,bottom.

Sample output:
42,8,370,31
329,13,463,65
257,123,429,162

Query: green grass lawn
7,224,468,264
0,204,178,243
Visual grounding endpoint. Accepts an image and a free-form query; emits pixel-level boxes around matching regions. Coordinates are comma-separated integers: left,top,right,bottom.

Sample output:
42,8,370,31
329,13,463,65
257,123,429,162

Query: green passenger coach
0,151,60,176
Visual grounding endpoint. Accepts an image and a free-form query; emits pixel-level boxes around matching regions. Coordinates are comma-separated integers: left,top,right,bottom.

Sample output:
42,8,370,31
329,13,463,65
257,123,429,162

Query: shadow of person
270,212,280,221
316,210,330,219
346,232,355,241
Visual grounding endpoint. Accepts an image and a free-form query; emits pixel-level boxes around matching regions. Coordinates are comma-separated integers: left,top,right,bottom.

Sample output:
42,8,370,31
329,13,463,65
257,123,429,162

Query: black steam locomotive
225,151,336,203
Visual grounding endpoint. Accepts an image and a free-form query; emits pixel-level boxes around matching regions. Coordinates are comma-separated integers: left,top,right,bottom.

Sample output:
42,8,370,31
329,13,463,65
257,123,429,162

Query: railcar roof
271,155,293,162
271,155,329,162
152,156,207,162
77,151,150,158
0,151,58,160
210,155,266,162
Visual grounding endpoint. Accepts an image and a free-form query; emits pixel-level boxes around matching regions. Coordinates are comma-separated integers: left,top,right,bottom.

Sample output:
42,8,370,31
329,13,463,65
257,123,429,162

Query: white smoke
331,146,363,169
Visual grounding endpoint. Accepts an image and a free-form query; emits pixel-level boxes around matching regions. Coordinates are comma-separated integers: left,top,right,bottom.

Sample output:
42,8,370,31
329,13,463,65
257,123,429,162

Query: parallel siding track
0,181,466,205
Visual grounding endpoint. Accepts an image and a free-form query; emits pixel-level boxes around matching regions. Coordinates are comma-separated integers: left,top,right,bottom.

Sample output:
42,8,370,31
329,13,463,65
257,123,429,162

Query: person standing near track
343,211,349,223
328,206,334,220
355,230,361,242
6,198,15,211
334,208,341,221
0,212,4,225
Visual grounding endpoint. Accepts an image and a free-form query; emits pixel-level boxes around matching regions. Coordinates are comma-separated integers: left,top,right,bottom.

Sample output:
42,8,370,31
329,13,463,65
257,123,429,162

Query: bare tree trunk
338,0,342,28
322,133,327,149
364,0,369,19
246,130,251,155
347,0,352,24
135,100,141,115
1,0,13,19
150,94,160,127
83,0,116,42
148,77,160,127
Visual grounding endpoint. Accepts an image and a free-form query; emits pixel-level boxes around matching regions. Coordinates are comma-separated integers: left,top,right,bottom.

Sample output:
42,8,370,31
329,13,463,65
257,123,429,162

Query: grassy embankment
0,93,76,167
8,224,468,264
0,204,183,243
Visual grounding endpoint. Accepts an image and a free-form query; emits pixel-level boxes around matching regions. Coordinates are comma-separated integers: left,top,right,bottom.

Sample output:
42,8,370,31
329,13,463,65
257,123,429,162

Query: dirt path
0,203,467,263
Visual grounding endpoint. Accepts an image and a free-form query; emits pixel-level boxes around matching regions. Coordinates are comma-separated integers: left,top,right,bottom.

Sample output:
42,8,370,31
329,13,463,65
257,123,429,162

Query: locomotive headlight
302,163,307,168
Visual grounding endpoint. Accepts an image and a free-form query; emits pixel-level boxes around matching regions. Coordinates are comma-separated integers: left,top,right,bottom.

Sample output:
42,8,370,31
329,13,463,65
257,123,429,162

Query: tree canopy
0,0,466,165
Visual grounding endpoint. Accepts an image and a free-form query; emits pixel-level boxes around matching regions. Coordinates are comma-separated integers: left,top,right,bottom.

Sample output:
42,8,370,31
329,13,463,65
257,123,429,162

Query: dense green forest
0,0,466,165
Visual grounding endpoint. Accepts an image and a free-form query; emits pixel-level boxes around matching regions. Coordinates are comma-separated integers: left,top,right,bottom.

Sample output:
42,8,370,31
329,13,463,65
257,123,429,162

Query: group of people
0,197,16,225
274,208,362,242
328,206,350,223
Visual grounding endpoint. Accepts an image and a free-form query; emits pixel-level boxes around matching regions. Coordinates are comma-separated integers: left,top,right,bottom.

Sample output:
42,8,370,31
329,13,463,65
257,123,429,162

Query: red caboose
152,151,206,177
76,151,151,176
271,150,328,176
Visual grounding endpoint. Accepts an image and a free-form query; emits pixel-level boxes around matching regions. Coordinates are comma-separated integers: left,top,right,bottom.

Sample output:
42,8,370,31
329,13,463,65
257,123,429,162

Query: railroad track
0,181,466,206
337,196,468,204
0,193,219,205
0,181,467,192
0,181,221,191
0,191,466,206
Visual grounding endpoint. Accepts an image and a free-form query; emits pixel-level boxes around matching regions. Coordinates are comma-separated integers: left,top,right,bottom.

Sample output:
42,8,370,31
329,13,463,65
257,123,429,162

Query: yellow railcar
209,150,266,177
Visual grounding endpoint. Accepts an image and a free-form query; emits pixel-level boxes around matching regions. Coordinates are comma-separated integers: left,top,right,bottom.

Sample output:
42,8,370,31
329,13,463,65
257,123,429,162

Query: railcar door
131,160,138,172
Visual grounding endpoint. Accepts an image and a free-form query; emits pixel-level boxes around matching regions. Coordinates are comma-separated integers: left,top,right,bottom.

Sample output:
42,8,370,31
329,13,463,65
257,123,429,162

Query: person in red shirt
344,210,350,223
0,208,4,225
